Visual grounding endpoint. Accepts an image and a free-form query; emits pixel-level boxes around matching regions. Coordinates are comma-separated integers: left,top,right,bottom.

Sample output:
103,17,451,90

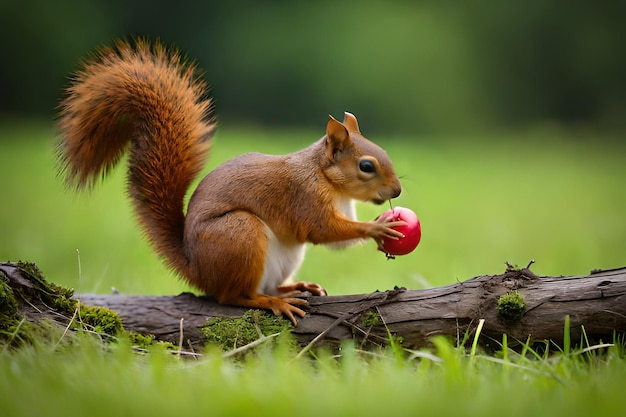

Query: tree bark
3,262,626,350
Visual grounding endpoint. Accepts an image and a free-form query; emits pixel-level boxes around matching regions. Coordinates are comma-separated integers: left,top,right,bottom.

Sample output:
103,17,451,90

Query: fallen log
2,261,625,351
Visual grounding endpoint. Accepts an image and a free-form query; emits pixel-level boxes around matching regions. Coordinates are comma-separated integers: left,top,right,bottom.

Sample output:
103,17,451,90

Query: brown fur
57,40,403,325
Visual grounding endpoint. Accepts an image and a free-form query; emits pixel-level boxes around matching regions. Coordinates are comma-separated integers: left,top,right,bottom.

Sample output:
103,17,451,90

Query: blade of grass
470,318,485,357
563,314,570,355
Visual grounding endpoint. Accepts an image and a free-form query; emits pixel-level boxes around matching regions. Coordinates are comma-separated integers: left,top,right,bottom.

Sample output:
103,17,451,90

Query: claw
276,299,307,326
221,294,308,327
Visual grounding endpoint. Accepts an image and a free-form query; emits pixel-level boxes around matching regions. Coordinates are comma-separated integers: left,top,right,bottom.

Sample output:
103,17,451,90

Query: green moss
361,310,382,327
0,277,66,347
201,310,293,351
76,305,124,337
16,261,77,314
126,331,155,348
1,261,164,349
1,265,28,344
0,277,19,326
497,290,526,320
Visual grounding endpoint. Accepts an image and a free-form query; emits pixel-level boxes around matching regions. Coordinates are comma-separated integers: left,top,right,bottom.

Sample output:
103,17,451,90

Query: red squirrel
57,40,404,325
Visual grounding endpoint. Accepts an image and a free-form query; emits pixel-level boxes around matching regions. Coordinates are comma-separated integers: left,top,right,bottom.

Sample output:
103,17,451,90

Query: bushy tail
57,39,215,275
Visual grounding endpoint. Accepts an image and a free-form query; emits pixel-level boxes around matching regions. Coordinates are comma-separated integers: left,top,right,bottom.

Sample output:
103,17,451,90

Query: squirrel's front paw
297,282,327,296
278,281,327,297
372,216,406,240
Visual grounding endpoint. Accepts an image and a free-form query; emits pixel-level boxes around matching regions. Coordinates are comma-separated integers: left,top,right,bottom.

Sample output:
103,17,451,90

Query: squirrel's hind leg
188,210,309,326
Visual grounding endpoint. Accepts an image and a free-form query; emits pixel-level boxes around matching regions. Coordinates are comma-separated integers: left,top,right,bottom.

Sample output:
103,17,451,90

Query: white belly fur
259,223,306,295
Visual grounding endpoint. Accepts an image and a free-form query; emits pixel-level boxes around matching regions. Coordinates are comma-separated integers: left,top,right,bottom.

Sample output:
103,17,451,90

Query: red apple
380,206,421,256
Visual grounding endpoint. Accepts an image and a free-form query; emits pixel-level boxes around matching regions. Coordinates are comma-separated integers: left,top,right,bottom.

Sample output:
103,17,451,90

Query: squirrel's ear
326,115,352,158
342,112,360,134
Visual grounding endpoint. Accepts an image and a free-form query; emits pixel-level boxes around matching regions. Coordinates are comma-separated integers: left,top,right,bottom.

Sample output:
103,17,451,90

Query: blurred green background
0,1,624,295
1,0,625,134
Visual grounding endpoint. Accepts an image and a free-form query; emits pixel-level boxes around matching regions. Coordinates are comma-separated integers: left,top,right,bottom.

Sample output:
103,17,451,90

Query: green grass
1,121,625,416
1,335,624,417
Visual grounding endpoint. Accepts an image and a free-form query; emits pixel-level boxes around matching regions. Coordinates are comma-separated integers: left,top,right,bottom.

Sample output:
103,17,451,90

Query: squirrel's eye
359,159,376,173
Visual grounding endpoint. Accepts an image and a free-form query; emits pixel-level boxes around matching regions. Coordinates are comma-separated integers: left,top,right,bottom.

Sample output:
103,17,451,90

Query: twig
293,312,354,361
178,318,184,355
222,332,281,359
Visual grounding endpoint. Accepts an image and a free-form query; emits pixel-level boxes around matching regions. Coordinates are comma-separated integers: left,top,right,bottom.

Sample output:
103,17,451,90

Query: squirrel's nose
390,179,402,199
381,181,401,201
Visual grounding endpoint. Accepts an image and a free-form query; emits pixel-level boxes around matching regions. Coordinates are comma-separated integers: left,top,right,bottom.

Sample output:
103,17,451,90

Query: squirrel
57,40,404,325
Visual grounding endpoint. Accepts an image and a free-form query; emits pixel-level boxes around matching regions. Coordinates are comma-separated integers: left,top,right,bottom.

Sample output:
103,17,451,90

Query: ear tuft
342,112,360,134
325,115,352,158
